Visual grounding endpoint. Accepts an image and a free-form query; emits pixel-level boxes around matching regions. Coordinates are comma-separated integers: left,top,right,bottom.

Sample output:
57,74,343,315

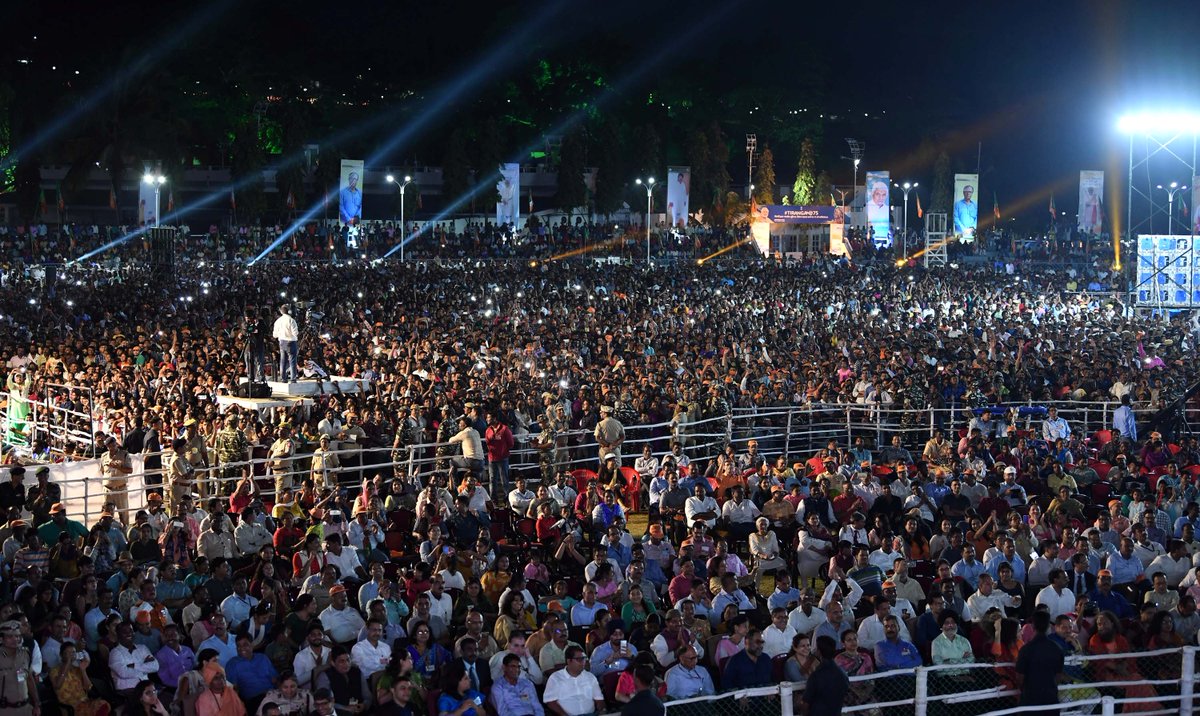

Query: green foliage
556,131,587,211
753,145,775,204
792,138,817,205
814,171,834,207
593,119,626,216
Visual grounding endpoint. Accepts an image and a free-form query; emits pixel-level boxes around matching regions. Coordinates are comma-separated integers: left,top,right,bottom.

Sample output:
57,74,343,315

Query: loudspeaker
149,227,175,276
234,382,271,399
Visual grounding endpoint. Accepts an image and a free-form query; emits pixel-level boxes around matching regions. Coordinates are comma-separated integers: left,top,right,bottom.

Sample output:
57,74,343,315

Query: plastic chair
1092,429,1114,446
572,468,598,494
619,466,642,511
1089,460,1112,481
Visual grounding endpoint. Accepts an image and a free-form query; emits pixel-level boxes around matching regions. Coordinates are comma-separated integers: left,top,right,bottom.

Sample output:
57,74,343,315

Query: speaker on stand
149,226,176,277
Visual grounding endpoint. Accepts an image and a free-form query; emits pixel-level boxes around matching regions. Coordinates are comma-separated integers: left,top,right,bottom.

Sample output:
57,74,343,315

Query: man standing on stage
273,305,299,383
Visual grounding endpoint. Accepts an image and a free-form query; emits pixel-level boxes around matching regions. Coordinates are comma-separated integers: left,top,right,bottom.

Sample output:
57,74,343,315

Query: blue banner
762,205,839,223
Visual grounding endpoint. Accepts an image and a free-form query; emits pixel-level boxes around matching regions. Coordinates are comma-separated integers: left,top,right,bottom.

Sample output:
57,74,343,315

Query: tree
441,129,471,209
931,150,952,213
814,171,834,207
792,137,817,205
686,129,710,214
706,122,731,203
753,145,775,204
593,119,626,216
556,130,587,211
630,123,661,179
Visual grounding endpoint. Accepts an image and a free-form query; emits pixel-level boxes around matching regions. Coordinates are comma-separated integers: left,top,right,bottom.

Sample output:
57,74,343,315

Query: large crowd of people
0,241,1196,716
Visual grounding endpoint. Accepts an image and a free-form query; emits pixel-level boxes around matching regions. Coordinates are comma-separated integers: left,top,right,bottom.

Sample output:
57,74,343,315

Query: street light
142,172,166,226
894,181,918,253
387,174,413,261
1156,181,1187,234
636,178,657,262
845,138,865,204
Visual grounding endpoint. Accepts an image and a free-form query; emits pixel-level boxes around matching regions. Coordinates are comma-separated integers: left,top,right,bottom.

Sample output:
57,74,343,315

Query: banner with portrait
1078,170,1104,236
829,221,850,257
667,166,691,228
953,173,979,241
339,159,365,225
496,163,520,225
1193,178,1200,235
864,171,891,247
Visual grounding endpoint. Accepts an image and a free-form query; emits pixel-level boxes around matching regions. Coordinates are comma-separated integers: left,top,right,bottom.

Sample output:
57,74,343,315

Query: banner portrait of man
864,171,891,247
339,159,365,225
953,173,979,239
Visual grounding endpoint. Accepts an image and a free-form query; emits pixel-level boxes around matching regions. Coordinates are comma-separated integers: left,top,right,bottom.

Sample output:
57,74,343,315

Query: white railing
0,391,1172,525
650,645,1196,716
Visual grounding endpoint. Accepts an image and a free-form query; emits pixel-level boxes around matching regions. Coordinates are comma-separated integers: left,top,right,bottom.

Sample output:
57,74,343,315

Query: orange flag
916,193,923,219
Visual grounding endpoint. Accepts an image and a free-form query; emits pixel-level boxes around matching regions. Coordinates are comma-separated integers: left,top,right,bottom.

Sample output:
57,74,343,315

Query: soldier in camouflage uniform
214,413,250,497
434,405,456,472
391,404,424,481
532,424,558,484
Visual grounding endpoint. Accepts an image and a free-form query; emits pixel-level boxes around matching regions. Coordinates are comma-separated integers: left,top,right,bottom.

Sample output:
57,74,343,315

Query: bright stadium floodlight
1117,112,1200,135
386,174,414,261
143,172,167,226
636,178,657,263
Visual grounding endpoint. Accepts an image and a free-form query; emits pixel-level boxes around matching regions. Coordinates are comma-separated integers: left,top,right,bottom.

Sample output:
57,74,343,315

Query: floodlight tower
745,134,757,200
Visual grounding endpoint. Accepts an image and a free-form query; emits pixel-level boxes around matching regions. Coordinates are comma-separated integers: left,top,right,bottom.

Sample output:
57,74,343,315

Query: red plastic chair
1144,466,1169,492
1089,481,1113,506
618,466,642,511
1089,460,1112,481
572,468,598,494
1092,429,1114,446
1185,465,1200,479
1169,443,1182,456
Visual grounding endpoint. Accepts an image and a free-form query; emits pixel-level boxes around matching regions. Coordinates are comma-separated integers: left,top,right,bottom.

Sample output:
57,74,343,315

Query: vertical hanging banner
138,179,157,226
1192,178,1200,235
339,159,364,225
952,173,979,241
864,171,891,247
829,222,850,258
666,166,691,228
496,163,520,225
1077,170,1104,237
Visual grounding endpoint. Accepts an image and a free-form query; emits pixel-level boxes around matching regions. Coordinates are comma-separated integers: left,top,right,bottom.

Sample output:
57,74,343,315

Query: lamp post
636,177,657,262
894,181,918,254
1156,181,1187,235
387,174,413,261
142,172,166,226
844,138,865,204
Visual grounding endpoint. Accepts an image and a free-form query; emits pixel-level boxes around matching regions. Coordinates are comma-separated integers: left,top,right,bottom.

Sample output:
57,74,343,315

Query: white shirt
320,605,366,644
869,548,903,573
762,623,798,657
787,605,826,636
544,668,604,715
109,642,160,691
350,638,392,677
1146,554,1191,587
685,496,719,529
450,428,484,460
292,644,332,689
1034,585,1077,620
488,650,544,685
966,590,1017,621
425,590,454,625
324,548,362,581
856,612,911,650
721,499,760,524
272,313,299,342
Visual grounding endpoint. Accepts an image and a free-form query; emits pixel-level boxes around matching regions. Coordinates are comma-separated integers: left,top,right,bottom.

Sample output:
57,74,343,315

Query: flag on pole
993,192,1001,220
167,190,175,213
56,187,65,213
916,193,923,219
38,190,47,218
109,187,117,210
416,191,423,210
230,191,236,210
528,189,533,214
1182,194,1190,220
1049,194,1056,220
286,189,295,210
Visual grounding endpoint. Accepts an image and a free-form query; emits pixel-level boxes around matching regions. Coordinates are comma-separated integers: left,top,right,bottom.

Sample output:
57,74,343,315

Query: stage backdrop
496,163,520,225
953,173,979,241
339,159,364,225
667,167,691,228
1078,170,1104,236
865,171,891,247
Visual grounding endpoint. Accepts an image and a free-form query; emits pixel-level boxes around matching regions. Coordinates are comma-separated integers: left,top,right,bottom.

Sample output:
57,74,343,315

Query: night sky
5,0,1200,224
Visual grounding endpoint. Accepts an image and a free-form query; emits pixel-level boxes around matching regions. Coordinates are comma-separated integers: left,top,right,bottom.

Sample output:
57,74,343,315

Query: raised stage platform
261,377,371,397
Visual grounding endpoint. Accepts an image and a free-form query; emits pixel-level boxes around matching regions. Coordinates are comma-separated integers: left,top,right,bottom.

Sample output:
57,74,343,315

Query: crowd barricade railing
0,394,1168,525
642,646,1197,716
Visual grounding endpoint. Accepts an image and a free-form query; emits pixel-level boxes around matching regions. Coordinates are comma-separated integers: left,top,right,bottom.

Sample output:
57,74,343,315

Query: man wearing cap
0,467,25,514
23,467,59,529
593,405,625,468
310,434,341,490
163,436,196,506
100,435,135,523
268,423,298,499
36,501,87,546
1088,569,1135,619
181,418,210,495
215,414,250,498
0,620,38,714
320,584,365,647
